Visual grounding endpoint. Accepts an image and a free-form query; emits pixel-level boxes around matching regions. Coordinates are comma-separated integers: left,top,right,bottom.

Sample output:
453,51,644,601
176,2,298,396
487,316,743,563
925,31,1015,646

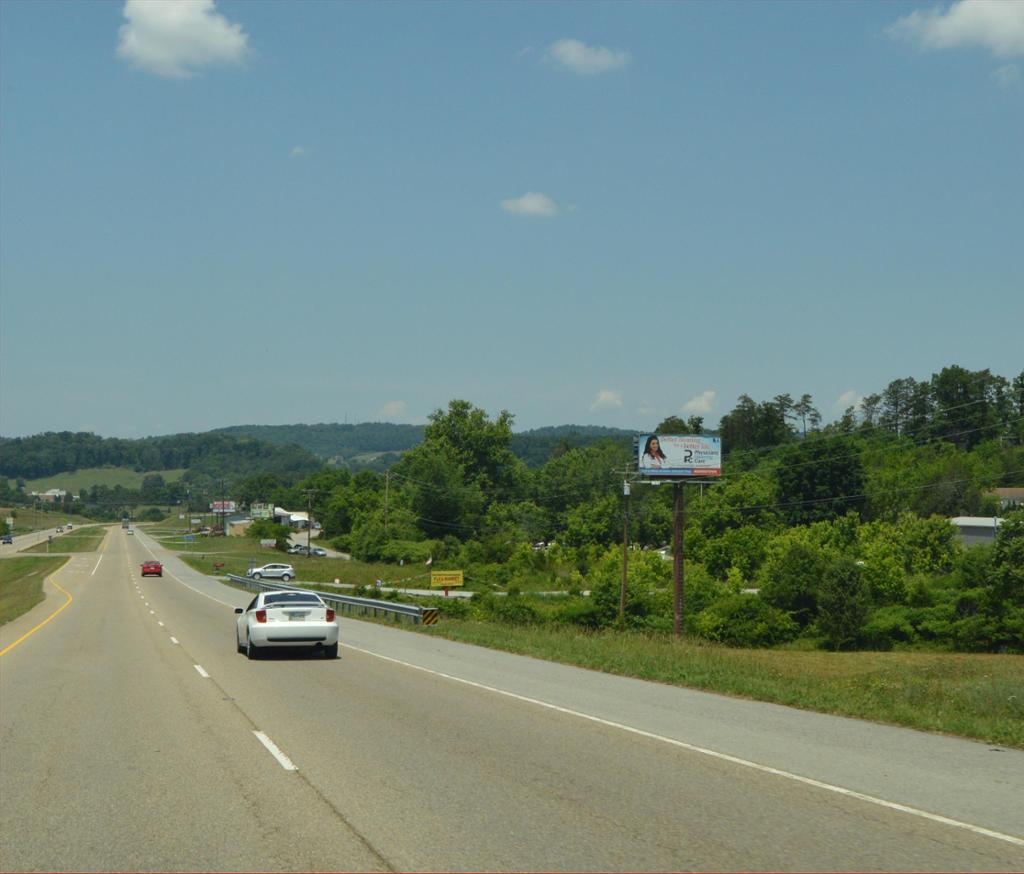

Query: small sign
260,539,277,548
184,535,195,542
430,570,464,588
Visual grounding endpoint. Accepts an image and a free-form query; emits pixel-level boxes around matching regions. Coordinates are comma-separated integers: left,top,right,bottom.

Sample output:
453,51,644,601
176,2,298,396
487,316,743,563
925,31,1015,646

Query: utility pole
673,482,685,639
620,480,630,623
384,472,390,537
301,489,319,554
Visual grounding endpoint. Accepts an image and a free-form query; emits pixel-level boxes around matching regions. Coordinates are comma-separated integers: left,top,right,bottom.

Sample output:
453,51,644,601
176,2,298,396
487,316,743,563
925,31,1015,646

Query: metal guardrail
226,574,437,625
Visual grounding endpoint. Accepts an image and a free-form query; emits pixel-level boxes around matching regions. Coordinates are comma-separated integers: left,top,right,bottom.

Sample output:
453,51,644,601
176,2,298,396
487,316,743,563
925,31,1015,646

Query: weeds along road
2,526,1022,872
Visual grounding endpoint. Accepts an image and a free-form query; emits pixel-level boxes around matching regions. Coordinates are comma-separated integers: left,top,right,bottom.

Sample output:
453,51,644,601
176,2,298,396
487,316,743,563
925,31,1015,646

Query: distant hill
211,423,425,470
0,431,321,482
213,422,636,469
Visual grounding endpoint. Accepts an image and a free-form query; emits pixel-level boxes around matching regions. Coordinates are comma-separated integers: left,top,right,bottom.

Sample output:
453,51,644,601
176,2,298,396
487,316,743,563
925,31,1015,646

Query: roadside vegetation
23,525,107,553
0,557,68,625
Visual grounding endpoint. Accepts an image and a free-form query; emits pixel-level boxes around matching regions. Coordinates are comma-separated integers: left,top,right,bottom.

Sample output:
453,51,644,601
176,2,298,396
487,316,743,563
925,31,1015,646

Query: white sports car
235,590,339,659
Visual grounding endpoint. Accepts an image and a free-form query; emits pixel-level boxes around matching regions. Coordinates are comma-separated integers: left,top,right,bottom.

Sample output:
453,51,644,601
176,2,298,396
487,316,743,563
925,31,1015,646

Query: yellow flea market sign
430,570,464,588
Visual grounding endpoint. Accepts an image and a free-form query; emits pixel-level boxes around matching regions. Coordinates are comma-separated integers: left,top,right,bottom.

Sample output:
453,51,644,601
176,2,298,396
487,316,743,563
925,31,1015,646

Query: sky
1,0,1021,439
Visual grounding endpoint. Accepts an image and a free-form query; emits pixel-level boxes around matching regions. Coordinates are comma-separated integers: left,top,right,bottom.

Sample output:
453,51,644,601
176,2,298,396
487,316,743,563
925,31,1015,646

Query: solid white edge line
91,555,103,576
193,664,210,678
253,731,298,771
341,643,1024,849
170,637,179,645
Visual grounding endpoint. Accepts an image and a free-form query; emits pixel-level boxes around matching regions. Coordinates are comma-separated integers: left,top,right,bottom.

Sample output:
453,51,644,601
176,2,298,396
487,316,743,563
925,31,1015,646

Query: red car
141,561,163,577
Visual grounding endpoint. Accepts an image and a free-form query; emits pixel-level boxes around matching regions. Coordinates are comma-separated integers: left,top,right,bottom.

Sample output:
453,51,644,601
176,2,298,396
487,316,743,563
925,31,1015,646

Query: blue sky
1,0,1021,439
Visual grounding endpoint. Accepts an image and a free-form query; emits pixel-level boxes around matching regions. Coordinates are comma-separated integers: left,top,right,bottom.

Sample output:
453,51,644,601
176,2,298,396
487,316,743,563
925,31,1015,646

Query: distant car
65,523,73,530
1,534,12,545
126,528,134,535
57,526,64,533
287,545,308,555
246,563,294,582
235,590,339,659
310,547,327,557
141,560,163,577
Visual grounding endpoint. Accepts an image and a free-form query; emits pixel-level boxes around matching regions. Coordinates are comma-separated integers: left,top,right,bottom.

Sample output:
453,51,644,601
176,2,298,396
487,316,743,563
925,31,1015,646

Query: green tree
817,558,870,650
776,435,866,525
758,539,832,627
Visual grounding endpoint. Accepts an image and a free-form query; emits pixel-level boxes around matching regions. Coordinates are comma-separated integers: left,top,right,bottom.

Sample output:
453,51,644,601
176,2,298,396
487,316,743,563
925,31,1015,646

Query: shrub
860,606,919,650
474,592,540,625
694,595,798,648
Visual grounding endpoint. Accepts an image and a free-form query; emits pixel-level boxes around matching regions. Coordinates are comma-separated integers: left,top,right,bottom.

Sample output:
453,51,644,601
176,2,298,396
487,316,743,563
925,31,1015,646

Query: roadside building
949,516,1003,547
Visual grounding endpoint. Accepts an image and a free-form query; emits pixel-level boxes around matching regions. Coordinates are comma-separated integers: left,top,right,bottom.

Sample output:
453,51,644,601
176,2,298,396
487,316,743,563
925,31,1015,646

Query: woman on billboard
641,435,668,469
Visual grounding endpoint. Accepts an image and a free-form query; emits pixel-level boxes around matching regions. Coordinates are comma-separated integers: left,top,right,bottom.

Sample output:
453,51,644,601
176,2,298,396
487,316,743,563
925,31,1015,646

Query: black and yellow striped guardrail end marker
422,608,439,626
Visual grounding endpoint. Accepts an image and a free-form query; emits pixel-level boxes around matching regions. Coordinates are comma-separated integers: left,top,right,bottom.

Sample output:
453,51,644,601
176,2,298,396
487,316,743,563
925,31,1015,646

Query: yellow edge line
0,565,74,658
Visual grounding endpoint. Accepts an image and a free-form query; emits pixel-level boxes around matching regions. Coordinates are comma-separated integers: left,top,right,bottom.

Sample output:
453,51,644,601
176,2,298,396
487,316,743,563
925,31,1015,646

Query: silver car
235,590,339,659
246,563,294,581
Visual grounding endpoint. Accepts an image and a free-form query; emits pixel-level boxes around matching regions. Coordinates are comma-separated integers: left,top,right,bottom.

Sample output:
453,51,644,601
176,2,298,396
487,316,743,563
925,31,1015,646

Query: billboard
210,500,237,514
250,502,273,520
638,434,721,477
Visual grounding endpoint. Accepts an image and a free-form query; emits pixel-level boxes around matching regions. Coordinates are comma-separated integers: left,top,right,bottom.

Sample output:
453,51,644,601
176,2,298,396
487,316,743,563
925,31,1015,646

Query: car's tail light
255,609,267,623
326,608,335,622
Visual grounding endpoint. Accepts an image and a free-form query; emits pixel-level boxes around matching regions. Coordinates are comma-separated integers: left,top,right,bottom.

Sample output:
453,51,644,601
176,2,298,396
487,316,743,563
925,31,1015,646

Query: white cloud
290,146,308,159
887,1,1024,58
590,390,623,411
501,192,559,217
117,0,250,79
994,63,1022,87
378,401,407,420
681,390,716,415
835,390,862,412
547,38,630,74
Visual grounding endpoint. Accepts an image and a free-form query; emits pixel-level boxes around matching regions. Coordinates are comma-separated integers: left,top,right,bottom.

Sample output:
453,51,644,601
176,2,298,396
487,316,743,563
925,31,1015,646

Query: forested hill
0,431,321,481
212,423,425,463
212,422,636,469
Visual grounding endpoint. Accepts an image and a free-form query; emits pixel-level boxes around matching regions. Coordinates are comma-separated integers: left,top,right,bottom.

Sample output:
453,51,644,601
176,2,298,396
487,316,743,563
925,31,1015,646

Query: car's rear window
264,593,322,606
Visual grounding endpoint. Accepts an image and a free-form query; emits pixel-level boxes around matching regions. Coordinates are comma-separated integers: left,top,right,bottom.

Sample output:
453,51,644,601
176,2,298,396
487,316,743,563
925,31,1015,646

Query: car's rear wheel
324,643,338,659
246,638,259,660
282,574,291,582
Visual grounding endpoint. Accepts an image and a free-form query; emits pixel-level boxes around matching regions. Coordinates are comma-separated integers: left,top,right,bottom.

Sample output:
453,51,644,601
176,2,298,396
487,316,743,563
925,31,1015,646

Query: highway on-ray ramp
1,526,1022,872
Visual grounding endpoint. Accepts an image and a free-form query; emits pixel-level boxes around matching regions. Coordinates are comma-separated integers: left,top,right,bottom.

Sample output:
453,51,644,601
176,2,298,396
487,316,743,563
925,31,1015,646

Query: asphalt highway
1,526,1022,872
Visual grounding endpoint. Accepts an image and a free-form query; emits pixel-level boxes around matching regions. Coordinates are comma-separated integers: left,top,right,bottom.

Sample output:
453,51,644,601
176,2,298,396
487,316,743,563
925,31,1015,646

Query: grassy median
23,525,108,553
0,557,69,625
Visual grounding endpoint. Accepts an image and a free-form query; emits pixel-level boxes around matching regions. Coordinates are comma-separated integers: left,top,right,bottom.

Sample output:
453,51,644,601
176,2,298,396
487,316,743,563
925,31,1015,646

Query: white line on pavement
253,731,298,771
194,664,210,678
342,643,1024,849
170,637,179,645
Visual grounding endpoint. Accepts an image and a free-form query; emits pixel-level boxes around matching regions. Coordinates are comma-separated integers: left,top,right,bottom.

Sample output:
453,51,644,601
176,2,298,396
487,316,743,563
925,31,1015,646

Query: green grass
0,557,68,625
14,466,187,493
23,526,108,553
412,620,1024,749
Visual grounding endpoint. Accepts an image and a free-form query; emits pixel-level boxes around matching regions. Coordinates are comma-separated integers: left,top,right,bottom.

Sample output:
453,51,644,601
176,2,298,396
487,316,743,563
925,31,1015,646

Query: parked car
65,523,73,530
287,545,308,555
1,534,13,545
246,563,294,582
56,526,64,533
310,547,327,557
141,560,163,577
235,590,339,659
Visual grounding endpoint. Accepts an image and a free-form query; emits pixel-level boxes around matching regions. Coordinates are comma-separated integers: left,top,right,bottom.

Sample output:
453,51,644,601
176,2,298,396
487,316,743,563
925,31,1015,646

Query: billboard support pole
673,481,685,638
